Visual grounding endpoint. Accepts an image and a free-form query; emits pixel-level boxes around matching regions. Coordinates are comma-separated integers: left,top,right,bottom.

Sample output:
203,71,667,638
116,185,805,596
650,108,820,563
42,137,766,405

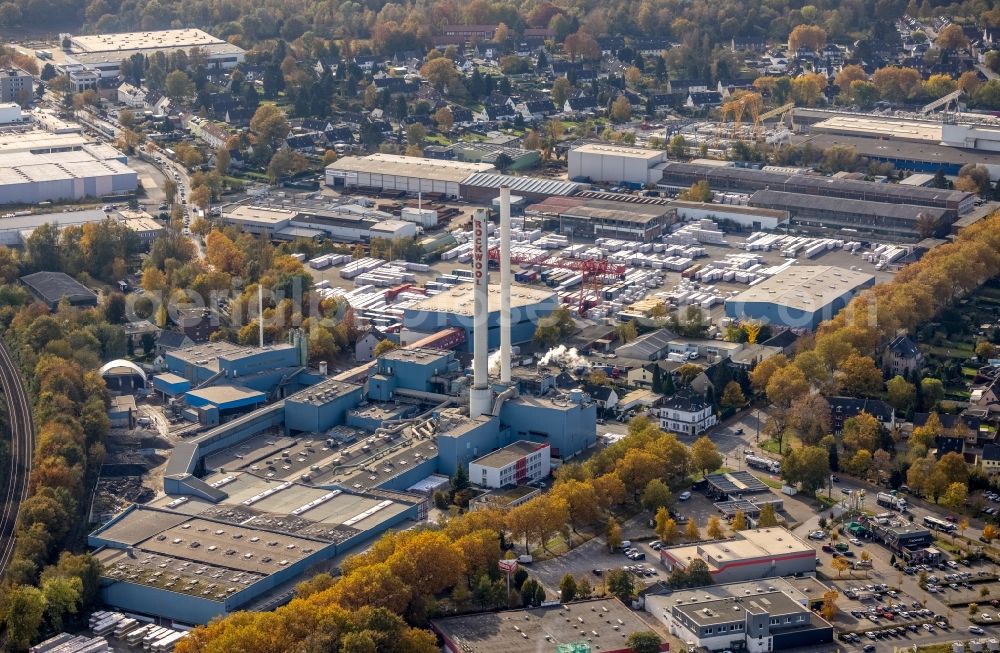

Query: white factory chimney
469,208,492,419
499,186,512,384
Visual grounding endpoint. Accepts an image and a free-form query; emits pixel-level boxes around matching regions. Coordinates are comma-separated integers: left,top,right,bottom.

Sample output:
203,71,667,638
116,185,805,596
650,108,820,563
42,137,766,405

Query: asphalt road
0,339,35,576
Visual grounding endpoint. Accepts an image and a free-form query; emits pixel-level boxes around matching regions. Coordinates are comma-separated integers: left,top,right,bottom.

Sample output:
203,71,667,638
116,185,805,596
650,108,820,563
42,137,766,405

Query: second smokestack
499,186,512,384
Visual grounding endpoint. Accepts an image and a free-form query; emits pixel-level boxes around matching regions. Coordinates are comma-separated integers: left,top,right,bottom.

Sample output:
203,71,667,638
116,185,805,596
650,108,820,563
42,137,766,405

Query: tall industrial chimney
469,208,492,418
499,186,512,384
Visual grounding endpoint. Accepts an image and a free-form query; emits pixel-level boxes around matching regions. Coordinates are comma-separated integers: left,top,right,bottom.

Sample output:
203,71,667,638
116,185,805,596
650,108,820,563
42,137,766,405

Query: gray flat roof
328,154,493,183
431,598,658,653
726,265,874,312
673,589,807,626
285,377,362,406
794,131,1000,169
749,189,948,221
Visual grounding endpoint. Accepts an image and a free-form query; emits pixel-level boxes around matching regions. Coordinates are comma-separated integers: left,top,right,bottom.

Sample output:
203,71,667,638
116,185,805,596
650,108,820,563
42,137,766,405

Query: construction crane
921,89,963,116
756,102,796,137
721,92,764,142
487,248,627,314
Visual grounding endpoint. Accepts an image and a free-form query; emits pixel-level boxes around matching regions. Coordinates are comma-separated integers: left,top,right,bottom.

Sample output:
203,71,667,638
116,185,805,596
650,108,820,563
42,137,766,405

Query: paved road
0,339,34,575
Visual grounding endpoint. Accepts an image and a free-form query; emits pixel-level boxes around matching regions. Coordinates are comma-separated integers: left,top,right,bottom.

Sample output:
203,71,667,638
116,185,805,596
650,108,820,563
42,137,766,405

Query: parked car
678,491,691,501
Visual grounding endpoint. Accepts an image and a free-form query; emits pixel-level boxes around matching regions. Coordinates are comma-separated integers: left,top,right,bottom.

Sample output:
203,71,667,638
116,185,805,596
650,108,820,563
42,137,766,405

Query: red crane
488,247,627,314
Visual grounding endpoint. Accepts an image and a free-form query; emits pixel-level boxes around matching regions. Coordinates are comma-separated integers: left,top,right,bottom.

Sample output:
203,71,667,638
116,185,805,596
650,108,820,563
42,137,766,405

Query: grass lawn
923,343,975,359
751,473,784,490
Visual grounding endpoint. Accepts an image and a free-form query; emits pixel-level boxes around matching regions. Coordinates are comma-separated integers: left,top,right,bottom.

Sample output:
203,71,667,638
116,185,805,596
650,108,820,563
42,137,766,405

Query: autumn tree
785,394,831,445
788,24,826,51
551,77,572,108
834,65,868,93
820,590,839,620
420,58,461,91
564,30,600,62
766,365,809,409
641,479,672,512
936,24,969,50
732,510,747,531
836,354,884,397
750,355,788,393
942,482,968,511
610,95,632,123
606,517,623,552
841,411,882,454
791,72,827,106
690,436,723,477
757,503,778,527
434,106,454,132
872,66,922,102
684,518,701,541
655,507,679,544
679,180,712,202
707,516,725,539
250,104,291,151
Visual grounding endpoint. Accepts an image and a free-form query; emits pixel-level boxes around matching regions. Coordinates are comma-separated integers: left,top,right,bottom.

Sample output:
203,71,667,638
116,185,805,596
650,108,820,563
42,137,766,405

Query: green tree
886,375,916,412
41,575,82,631
668,134,687,158
781,445,831,494
720,381,746,409
559,573,578,602
164,70,195,101
605,568,635,602
626,631,664,653
641,479,672,512
4,585,47,650
921,377,945,409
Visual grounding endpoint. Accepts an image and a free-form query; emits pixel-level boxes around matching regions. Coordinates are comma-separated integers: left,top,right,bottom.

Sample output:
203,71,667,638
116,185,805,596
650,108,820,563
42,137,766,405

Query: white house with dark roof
882,335,924,376
654,389,717,435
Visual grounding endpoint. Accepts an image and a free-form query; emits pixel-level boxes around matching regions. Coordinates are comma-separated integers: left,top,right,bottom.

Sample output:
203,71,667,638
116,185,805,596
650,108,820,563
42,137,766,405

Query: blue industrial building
402,284,557,352
725,265,875,330
93,324,597,625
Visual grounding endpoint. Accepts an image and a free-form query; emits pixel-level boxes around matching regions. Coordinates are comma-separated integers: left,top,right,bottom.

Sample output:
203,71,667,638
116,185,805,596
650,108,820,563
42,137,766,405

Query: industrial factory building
458,172,585,203
468,440,551,488
669,199,788,230
656,161,976,218
568,143,667,186
222,203,416,242
325,154,493,198
401,283,558,351
526,195,676,242
659,527,816,584
0,139,137,205
747,189,951,240
64,29,246,79
91,194,598,625
725,265,875,329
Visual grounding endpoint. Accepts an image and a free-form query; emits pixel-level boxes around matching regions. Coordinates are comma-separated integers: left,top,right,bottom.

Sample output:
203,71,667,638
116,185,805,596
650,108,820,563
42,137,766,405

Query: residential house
354,330,386,362
585,384,619,412
124,319,160,352
761,330,800,356
981,443,1000,475
117,83,147,108
634,37,672,55
224,107,255,127
627,364,657,389
686,90,724,108
156,330,194,356
450,107,474,126
563,96,598,116
653,389,717,435
597,36,625,55
523,28,556,44
517,99,556,121
826,396,896,433
882,335,924,376
913,412,981,450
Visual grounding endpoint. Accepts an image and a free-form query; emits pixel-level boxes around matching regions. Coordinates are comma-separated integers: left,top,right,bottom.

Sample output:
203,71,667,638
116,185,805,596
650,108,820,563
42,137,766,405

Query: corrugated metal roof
460,172,583,196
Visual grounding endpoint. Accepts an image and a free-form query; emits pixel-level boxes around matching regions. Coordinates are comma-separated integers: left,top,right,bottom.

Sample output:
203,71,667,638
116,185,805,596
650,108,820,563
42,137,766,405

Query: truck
745,454,781,474
876,491,908,512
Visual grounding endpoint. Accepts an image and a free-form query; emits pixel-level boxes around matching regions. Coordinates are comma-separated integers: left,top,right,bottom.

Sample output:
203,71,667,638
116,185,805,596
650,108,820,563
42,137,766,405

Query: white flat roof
328,154,494,183
0,131,89,154
225,205,296,225
406,283,555,317
727,265,874,312
71,29,227,52
572,143,665,160
812,115,942,142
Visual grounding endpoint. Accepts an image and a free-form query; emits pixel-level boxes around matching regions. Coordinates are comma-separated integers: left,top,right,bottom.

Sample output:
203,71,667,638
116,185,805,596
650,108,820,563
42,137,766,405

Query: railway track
0,339,34,576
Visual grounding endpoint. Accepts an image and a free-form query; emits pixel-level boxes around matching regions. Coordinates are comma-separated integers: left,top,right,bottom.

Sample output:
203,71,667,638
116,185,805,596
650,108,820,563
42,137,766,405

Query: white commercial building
0,103,28,126
0,142,136,205
568,143,667,186
670,199,788,230
325,154,493,199
65,29,246,79
468,440,551,488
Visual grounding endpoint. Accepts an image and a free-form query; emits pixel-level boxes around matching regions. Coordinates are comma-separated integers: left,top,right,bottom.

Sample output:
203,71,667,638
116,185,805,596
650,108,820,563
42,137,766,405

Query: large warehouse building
64,29,245,79
568,143,667,185
222,203,416,242
657,161,976,217
725,265,875,329
0,132,136,205
325,154,493,198
747,189,951,240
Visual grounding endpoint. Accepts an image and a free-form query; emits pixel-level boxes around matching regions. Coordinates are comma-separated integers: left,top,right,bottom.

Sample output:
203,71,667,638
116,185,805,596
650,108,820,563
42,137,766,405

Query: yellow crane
756,101,796,138
722,92,764,141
